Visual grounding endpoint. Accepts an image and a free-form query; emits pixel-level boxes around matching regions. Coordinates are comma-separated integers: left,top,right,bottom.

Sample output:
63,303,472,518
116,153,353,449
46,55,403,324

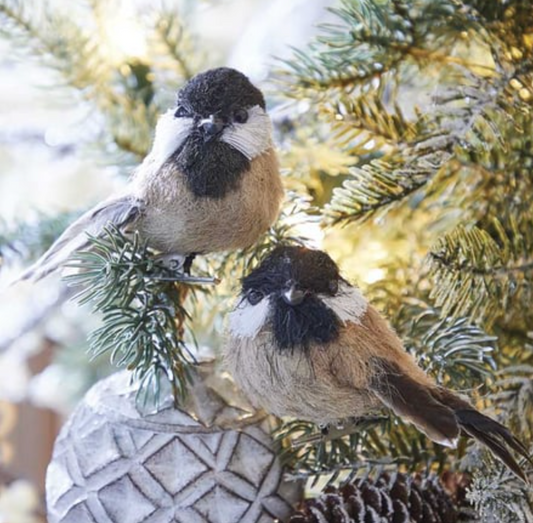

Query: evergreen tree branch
428,219,533,324
324,147,452,225
0,0,109,92
467,465,533,522
280,0,533,227
64,226,202,405
0,0,203,160
151,12,198,82
491,363,533,439
278,0,492,97
328,92,417,151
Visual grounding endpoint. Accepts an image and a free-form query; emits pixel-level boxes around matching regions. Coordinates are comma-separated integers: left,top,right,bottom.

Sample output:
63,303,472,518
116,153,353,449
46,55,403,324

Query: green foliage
276,0,533,513
428,218,533,325
274,415,457,486
467,466,533,523
324,148,451,224
278,0,479,97
279,0,533,228
491,360,533,439
64,226,200,405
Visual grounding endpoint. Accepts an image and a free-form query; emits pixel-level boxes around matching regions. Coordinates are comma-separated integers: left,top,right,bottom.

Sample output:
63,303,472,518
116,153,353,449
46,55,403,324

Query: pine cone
289,471,459,523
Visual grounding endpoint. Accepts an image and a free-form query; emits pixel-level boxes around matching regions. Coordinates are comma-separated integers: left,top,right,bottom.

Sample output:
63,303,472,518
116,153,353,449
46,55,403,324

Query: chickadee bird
19,67,283,282
225,246,532,481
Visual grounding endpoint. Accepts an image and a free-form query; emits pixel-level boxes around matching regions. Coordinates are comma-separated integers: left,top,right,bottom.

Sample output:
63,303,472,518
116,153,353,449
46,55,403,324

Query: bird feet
151,253,219,285
292,416,388,447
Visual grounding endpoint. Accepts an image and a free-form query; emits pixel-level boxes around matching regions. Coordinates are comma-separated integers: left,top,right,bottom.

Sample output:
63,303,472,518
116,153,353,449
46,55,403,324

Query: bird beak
198,115,225,142
282,284,305,306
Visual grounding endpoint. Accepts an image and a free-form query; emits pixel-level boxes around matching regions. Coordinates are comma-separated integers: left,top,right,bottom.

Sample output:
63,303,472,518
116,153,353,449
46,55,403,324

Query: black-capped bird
225,245,531,481
19,67,283,282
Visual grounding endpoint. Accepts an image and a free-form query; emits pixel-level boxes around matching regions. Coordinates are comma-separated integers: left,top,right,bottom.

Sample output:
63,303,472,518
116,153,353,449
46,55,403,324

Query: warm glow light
102,5,147,62
362,267,386,284
294,219,324,249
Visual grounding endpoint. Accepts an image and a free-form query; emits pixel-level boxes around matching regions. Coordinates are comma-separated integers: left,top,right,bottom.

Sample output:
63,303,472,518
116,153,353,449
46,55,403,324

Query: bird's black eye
174,105,191,118
247,290,264,305
233,108,249,124
329,280,339,295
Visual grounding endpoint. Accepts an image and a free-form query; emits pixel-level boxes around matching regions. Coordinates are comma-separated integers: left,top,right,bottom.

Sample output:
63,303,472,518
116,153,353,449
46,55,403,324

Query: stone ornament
46,367,301,523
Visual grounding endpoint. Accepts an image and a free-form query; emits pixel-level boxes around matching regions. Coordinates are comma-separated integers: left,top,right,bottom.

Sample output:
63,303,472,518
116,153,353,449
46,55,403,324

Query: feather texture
370,359,460,447
17,196,143,282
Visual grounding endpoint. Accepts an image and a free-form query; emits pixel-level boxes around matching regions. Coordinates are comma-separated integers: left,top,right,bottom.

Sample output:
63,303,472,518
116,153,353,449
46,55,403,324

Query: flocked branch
64,226,200,405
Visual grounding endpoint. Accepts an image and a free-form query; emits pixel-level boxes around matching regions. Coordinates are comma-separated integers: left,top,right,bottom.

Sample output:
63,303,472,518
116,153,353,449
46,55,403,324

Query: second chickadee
225,246,531,481
20,67,283,281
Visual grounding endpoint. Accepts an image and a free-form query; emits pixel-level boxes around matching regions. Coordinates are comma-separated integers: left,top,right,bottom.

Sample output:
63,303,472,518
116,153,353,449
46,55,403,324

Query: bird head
230,246,368,350
149,67,273,199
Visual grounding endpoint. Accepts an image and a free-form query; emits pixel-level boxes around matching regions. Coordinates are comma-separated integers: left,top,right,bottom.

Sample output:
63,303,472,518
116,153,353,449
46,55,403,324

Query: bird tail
433,387,532,482
370,359,531,482
12,196,142,283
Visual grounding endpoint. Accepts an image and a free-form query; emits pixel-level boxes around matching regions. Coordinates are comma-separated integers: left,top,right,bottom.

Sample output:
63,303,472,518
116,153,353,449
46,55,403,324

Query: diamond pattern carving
47,371,301,523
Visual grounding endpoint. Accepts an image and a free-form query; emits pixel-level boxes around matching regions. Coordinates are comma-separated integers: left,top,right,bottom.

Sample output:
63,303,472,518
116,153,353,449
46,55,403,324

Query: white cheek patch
229,296,271,338
147,109,192,171
321,282,368,325
220,105,273,160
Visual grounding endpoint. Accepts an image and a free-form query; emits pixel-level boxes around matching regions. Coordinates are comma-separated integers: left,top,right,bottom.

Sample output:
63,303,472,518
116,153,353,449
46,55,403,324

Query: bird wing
369,358,460,447
17,195,144,282
332,305,460,445
369,355,531,482
325,304,460,445
353,305,531,481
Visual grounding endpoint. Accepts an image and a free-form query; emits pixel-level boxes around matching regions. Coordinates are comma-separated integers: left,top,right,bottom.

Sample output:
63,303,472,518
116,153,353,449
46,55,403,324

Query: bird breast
224,327,379,425
133,147,283,254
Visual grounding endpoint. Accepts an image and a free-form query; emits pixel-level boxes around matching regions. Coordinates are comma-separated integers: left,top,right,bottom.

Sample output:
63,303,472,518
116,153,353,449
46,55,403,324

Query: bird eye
174,105,191,118
233,108,249,124
247,290,264,305
329,280,339,295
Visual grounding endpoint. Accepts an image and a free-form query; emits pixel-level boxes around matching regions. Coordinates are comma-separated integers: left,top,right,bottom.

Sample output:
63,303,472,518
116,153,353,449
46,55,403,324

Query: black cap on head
178,67,265,116
243,246,341,296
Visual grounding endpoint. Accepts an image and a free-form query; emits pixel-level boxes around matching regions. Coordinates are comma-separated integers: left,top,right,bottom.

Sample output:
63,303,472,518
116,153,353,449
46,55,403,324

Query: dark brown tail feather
371,360,460,446
435,388,532,483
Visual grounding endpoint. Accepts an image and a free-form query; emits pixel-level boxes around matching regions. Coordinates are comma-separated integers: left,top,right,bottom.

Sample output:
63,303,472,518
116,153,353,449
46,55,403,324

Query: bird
18,67,283,282
224,245,532,481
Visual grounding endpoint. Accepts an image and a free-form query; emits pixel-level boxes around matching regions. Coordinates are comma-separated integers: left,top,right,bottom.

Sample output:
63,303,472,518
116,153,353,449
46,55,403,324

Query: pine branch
279,0,533,227
0,0,202,160
64,226,201,405
491,362,533,439
324,147,452,225
150,11,200,83
328,92,418,153
278,0,489,98
274,413,459,485
322,65,532,225
428,218,533,324
393,303,498,390
0,0,108,91
467,465,533,522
